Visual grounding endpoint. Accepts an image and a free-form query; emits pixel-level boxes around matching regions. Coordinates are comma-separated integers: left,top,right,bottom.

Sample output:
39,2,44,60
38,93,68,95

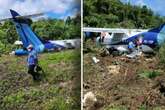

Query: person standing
128,41,135,53
135,36,143,52
27,44,39,80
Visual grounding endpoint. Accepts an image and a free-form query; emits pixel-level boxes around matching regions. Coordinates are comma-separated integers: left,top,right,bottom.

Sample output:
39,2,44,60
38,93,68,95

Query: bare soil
83,50,165,110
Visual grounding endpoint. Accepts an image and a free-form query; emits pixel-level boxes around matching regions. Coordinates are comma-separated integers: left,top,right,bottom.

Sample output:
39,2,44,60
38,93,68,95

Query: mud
84,52,165,110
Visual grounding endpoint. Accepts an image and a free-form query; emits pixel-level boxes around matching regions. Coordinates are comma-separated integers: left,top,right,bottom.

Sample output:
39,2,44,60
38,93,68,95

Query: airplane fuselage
96,29,165,53
13,39,80,55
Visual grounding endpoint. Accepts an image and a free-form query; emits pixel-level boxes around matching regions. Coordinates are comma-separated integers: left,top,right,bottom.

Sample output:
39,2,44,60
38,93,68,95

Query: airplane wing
83,27,148,44
83,27,147,34
49,39,81,49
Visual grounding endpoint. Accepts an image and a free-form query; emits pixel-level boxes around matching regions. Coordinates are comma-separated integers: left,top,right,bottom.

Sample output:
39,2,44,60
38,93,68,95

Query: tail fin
10,9,44,52
153,23,165,45
148,23,165,33
10,9,20,18
148,23,165,45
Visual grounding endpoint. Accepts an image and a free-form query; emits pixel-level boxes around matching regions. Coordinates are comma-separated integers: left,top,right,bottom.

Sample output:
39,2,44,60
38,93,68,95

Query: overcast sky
121,0,165,16
0,0,80,20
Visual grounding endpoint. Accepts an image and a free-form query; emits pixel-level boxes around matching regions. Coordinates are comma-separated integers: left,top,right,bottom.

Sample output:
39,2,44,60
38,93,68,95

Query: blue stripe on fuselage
44,42,65,50
19,23,30,47
112,23,165,48
127,32,157,47
114,32,158,48
15,22,30,48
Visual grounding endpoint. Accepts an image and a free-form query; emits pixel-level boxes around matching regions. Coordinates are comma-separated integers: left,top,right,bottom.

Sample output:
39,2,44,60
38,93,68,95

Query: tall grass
138,70,161,79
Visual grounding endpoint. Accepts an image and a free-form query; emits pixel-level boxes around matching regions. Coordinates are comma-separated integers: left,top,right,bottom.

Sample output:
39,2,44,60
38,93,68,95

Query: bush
138,70,161,79
158,43,165,64
43,96,73,110
139,104,147,110
3,91,25,106
0,42,15,55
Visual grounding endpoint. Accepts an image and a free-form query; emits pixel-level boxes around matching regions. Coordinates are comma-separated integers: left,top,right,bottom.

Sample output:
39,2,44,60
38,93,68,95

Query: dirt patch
107,65,120,75
84,52,165,110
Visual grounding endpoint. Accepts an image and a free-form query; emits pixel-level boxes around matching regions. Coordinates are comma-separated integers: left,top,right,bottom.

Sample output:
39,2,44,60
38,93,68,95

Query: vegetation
158,43,165,65
0,11,81,110
138,70,161,79
0,49,81,110
83,0,165,110
84,0,165,29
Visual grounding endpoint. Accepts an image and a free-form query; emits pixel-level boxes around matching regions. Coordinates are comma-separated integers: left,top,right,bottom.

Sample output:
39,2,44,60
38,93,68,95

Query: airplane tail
148,23,165,45
10,9,20,17
10,9,44,52
149,23,165,33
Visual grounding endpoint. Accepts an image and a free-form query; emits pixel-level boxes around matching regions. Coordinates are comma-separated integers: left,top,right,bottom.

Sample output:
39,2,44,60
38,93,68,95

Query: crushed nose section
10,9,20,18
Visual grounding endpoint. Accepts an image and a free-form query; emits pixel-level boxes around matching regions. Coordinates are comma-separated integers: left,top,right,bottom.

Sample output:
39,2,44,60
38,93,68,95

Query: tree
83,0,165,29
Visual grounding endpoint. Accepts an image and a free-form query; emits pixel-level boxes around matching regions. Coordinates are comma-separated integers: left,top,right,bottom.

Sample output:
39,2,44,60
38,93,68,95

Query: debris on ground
83,91,97,107
84,49,165,110
92,57,100,64
107,65,120,75
126,50,142,58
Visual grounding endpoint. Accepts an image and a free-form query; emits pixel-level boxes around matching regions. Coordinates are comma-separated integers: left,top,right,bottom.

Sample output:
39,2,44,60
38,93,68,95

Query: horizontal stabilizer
0,9,44,22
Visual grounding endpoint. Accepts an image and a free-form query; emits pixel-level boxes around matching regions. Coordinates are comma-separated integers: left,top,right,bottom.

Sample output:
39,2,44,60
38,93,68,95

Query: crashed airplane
2,9,80,56
83,24,165,55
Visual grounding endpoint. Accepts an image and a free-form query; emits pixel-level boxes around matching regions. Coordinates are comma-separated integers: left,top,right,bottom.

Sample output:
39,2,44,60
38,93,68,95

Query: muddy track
84,53,165,110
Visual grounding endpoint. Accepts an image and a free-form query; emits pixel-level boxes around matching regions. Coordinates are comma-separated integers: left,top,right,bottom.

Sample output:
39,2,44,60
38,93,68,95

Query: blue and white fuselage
85,24,165,53
9,9,80,55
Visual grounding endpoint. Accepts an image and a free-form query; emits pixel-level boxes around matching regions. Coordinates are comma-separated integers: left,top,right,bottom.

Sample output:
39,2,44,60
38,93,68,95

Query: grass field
0,49,81,110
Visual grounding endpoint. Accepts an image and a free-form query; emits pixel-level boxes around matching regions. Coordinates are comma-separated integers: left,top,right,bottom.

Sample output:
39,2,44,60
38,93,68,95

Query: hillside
83,0,165,29
0,49,81,110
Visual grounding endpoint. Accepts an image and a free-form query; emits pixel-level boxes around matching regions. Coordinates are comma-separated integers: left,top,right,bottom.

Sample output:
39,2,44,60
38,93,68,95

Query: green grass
39,49,80,83
2,86,60,109
139,104,147,110
0,49,81,110
158,44,165,64
43,96,73,110
138,70,161,79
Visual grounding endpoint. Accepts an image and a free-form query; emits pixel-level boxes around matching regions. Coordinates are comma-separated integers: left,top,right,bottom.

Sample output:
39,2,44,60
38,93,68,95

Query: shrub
158,43,165,65
43,96,73,110
139,104,147,110
138,70,161,79
3,91,25,105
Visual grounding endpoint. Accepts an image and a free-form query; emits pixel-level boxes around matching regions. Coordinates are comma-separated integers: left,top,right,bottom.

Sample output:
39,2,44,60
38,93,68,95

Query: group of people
128,36,143,53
